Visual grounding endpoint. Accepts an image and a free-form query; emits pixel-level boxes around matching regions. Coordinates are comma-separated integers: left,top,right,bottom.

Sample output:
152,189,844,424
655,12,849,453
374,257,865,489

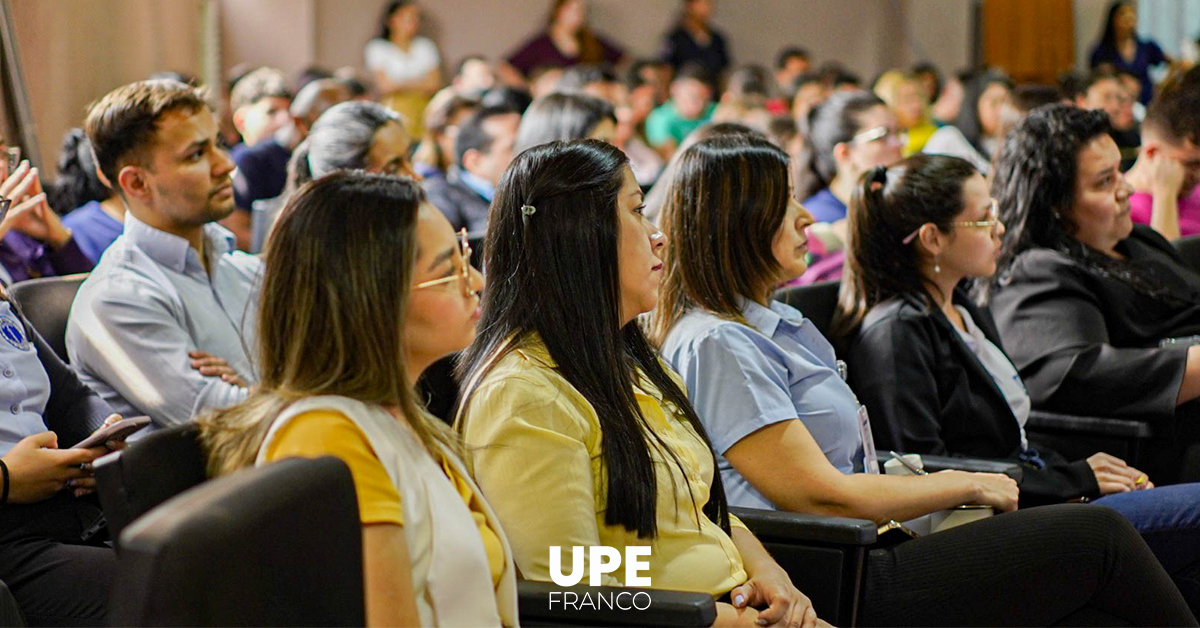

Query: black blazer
844,290,1098,507
7,297,112,448
421,169,491,238
991,225,1200,421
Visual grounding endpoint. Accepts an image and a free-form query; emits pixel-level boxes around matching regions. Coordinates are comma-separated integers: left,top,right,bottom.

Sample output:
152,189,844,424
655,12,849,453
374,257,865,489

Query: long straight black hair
457,139,731,539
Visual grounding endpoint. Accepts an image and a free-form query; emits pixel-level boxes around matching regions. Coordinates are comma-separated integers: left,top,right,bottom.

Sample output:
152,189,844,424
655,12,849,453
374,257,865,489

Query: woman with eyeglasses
792,91,904,285
835,152,1200,612
651,134,1195,626
200,171,517,627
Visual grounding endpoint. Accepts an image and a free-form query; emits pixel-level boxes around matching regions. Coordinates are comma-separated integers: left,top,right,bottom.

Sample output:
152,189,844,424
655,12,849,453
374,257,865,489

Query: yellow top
460,337,748,596
904,119,938,156
265,409,505,586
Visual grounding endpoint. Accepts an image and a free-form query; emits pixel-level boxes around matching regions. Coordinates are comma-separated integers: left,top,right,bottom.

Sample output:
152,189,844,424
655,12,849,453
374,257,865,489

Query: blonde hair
198,171,457,477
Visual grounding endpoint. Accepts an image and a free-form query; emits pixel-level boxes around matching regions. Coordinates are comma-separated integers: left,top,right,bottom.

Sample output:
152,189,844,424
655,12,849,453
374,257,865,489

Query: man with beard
68,79,260,428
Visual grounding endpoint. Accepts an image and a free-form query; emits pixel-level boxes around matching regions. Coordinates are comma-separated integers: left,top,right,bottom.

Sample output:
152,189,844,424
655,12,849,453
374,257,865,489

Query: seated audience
411,94,480,180
794,90,902,284
1089,0,1169,105
1075,69,1140,171
910,61,942,108
0,157,93,284
649,133,1195,626
645,63,715,156
229,78,351,251
458,139,820,627
789,72,829,124
766,115,803,165
449,54,496,99
923,71,1013,174
873,70,937,155
69,80,259,428
423,104,520,236
557,65,663,185
711,65,773,132
199,171,515,627
835,153,1200,608
228,67,292,158
659,0,730,83
365,0,441,137
285,100,418,194
774,47,812,104
48,129,124,264
985,104,1200,485
480,85,534,114
503,0,624,84
930,68,969,125
629,57,672,106
1124,66,1200,239
513,91,616,152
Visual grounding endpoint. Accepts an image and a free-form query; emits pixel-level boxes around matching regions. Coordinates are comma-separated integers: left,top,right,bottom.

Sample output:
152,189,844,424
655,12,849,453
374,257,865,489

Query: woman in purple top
49,129,125,264
0,161,93,285
502,0,624,82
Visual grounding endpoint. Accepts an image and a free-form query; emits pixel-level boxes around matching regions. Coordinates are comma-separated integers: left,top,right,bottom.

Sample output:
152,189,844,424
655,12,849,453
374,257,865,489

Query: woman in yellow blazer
200,171,515,627
457,139,819,628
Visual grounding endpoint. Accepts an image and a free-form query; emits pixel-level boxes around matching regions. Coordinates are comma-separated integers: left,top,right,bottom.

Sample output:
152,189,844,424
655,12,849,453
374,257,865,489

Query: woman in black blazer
984,105,1200,485
0,292,121,626
834,150,1200,612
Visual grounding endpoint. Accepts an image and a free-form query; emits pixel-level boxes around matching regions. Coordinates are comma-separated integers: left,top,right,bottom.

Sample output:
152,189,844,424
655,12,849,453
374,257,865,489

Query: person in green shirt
646,63,715,158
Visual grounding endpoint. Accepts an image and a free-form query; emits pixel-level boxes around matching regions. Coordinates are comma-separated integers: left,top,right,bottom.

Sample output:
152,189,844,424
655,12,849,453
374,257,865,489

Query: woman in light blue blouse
648,132,1196,626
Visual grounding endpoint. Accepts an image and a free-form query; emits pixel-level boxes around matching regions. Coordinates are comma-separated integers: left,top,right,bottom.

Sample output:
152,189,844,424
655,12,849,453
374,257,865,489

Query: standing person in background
1090,0,1171,106
365,0,442,139
1124,65,1200,239
659,0,730,85
48,130,124,265
923,71,1014,175
873,70,937,155
502,0,624,85
645,64,715,158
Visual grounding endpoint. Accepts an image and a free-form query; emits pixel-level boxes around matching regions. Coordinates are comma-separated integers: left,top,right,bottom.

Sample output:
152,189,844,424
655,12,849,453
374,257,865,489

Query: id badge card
858,404,880,474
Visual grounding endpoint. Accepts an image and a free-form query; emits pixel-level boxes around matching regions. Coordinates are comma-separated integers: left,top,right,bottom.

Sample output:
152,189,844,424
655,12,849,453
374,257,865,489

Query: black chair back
7,273,87,362
1175,234,1200,274
774,281,841,337
109,457,364,626
94,423,208,548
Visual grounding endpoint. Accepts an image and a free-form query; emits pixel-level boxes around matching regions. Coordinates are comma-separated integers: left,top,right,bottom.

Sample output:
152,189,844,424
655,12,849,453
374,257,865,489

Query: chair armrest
919,454,1023,482
517,580,717,627
731,507,876,546
1027,410,1153,438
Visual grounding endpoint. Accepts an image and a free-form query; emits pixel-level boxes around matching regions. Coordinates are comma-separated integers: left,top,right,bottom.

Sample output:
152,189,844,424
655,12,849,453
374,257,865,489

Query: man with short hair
452,55,496,98
1075,70,1140,170
422,105,520,235
645,64,715,157
70,79,260,428
1124,66,1200,239
774,46,811,98
229,67,292,155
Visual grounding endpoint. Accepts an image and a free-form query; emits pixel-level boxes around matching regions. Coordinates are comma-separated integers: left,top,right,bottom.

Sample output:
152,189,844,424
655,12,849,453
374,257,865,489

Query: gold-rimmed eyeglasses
414,228,476,295
902,198,1001,244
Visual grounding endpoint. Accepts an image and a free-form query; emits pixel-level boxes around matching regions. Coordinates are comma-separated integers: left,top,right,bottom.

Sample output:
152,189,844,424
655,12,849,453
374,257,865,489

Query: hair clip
521,204,537,217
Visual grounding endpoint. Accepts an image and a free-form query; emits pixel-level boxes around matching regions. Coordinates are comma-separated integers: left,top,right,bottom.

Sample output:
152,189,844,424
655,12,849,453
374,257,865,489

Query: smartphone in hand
73,416,151,450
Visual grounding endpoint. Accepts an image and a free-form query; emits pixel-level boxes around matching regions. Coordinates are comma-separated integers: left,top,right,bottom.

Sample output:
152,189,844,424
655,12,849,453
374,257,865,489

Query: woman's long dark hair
833,154,980,338
650,134,792,344
794,90,885,201
377,0,415,40
49,128,112,213
1094,1,1134,57
954,71,1013,156
457,139,730,538
980,104,1175,304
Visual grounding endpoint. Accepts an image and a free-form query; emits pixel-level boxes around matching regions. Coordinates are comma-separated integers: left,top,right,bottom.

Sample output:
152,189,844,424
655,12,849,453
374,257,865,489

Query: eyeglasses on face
851,125,906,147
414,228,475,295
902,198,1001,244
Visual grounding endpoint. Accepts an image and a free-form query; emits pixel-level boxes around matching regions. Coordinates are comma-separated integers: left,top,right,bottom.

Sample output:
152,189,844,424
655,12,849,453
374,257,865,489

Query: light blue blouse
0,300,51,455
660,299,864,510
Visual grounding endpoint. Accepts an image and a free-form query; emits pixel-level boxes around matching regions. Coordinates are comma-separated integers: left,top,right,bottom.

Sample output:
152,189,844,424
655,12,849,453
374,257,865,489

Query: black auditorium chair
109,457,365,626
774,281,1156,470
7,273,88,362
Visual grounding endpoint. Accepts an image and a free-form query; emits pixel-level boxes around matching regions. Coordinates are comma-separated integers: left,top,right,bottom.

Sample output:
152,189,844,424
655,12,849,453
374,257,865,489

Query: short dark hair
1082,69,1122,95
775,47,810,70
230,67,291,112
1058,70,1088,101
84,79,211,188
454,54,488,78
1143,65,1200,145
673,62,712,89
1013,84,1064,113
455,104,519,166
